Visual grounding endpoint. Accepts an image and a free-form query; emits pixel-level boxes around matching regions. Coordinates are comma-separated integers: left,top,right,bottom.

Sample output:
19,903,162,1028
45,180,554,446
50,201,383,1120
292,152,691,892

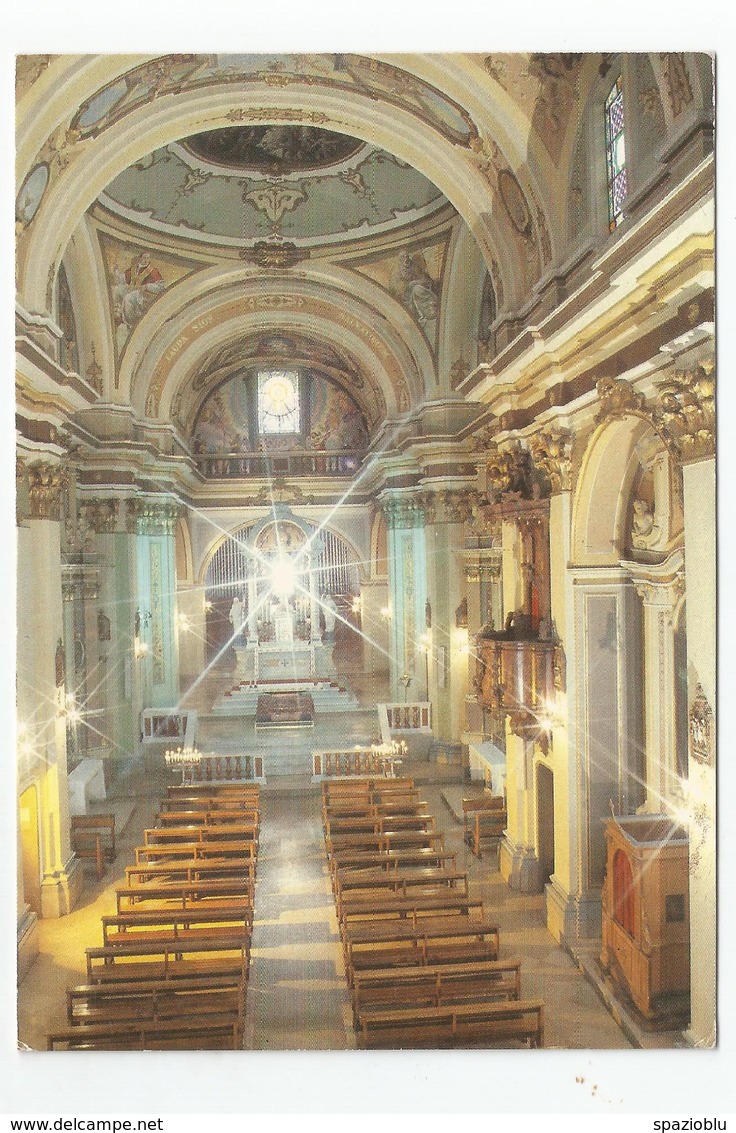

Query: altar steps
211,679,360,716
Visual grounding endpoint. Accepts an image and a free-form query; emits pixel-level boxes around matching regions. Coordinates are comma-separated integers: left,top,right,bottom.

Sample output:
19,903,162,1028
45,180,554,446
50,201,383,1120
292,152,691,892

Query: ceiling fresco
181,125,364,173
69,54,478,148
100,133,446,246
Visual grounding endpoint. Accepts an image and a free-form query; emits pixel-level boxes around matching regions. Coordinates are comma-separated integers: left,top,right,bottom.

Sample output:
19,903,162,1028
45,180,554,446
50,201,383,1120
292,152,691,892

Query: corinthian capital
656,362,715,462
27,462,66,520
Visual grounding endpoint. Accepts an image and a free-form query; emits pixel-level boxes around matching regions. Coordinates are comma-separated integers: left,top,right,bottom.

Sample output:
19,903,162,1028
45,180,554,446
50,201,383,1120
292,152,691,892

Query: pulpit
600,815,690,1021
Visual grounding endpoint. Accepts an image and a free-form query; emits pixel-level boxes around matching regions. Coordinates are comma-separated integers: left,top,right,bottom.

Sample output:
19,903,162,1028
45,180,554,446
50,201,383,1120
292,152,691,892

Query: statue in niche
631,497,660,550
98,610,111,642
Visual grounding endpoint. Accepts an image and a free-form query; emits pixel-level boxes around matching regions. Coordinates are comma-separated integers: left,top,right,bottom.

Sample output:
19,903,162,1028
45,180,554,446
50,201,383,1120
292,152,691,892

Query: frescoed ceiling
99,127,447,247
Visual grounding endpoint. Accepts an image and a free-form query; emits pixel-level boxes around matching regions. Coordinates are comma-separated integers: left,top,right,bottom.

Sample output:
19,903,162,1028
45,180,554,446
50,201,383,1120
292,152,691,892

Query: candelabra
370,739,408,778
164,745,201,784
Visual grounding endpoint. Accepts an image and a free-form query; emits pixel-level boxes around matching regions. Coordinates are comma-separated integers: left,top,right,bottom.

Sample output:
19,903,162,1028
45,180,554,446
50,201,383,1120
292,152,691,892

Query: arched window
257,370,300,434
605,75,627,231
612,848,635,936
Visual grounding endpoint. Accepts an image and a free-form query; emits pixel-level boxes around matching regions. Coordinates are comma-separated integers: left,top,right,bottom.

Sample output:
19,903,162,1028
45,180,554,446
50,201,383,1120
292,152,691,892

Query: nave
18,756,636,1051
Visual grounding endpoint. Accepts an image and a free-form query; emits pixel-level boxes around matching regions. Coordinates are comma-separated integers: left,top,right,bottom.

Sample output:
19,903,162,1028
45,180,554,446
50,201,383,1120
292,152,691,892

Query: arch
118,265,434,425
17,54,555,315
571,415,655,566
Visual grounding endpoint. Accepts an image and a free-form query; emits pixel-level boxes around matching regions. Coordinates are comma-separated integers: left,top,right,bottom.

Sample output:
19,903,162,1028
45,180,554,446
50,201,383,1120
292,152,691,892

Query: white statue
228,596,243,639
322,592,337,637
274,599,295,644
631,498,659,550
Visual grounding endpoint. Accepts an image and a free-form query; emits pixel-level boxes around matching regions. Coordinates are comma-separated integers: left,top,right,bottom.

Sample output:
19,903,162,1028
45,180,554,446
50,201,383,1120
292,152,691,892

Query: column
682,455,716,1048
17,460,82,919
630,557,686,811
381,495,427,703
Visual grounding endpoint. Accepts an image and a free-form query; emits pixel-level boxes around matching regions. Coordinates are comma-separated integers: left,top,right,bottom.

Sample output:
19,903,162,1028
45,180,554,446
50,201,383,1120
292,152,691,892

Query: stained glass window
257,370,300,434
605,76,627,231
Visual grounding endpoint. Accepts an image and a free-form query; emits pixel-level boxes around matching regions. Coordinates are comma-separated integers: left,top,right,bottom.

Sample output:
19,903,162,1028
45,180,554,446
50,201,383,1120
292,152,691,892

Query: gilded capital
656,362,715,462
84,498,120,535
27,462,65,521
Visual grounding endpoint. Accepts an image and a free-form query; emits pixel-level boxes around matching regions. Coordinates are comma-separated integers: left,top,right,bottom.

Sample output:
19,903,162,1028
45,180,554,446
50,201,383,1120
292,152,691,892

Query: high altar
229,507,338,683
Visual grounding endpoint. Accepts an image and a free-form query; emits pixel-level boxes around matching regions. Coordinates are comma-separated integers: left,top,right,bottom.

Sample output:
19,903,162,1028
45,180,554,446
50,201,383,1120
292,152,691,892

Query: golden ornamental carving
84,499,120,535
486,442,538,502
529,429,574,493
27,462,66,520
689,683,714,769
656,363,715,462
595,377,647,423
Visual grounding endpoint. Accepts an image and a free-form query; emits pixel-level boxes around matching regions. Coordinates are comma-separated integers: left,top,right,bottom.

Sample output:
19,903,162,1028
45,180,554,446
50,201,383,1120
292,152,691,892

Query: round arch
17,54,553,314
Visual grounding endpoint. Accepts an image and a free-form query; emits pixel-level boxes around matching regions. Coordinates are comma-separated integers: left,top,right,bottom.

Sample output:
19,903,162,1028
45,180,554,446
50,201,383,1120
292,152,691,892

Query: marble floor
17,750,636,1052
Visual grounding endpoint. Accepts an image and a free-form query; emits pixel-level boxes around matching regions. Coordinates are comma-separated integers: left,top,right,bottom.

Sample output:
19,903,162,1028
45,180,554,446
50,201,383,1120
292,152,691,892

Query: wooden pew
166,784,260,802
134,841,256,865
329,848,457,880
342,914,500,982
334,868,469,902
101,906,252,946
142,822,258,846
116,877,254,912
462,796,507,857
86,938,250,985
356,998,544,1049
326,830,445,855
159,796,259,815
70,829,106,880
352,958,522,1019
71,815,116,862
322,776,415,798
48,1015,242,1050
338,892,484,928
67,974,244,1027
325,814,435,839
125,860,256,887
156,808,259,826
322,799,429,822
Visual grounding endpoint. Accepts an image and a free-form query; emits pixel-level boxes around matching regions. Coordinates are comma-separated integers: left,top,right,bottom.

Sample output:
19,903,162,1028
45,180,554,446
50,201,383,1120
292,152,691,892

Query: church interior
14,51,715,1058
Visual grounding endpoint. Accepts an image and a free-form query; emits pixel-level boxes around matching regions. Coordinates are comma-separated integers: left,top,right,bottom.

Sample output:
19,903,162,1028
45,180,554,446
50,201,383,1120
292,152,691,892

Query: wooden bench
167,784,260,802
156,808,259,826
327,830,445,855
356,998,544,1049
134,841,256,864
325,814,436,839
71,814,116,860
142,822,259,846
335,868,468,902
116,877,254,912
338,892,484,928
71,816,116,879
352,958,522,1019
329,848,457,880
322,776,415,797
323,800,429,822
86,938,250,985
101,906,252,946
48,1015,242,1050
125,860,256,886
343,914,500,981
158,797,259,815
67,974,245,1028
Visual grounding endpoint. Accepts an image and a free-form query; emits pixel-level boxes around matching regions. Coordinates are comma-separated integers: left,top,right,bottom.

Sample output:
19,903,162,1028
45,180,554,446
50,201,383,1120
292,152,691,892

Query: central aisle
244,786,355,1049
